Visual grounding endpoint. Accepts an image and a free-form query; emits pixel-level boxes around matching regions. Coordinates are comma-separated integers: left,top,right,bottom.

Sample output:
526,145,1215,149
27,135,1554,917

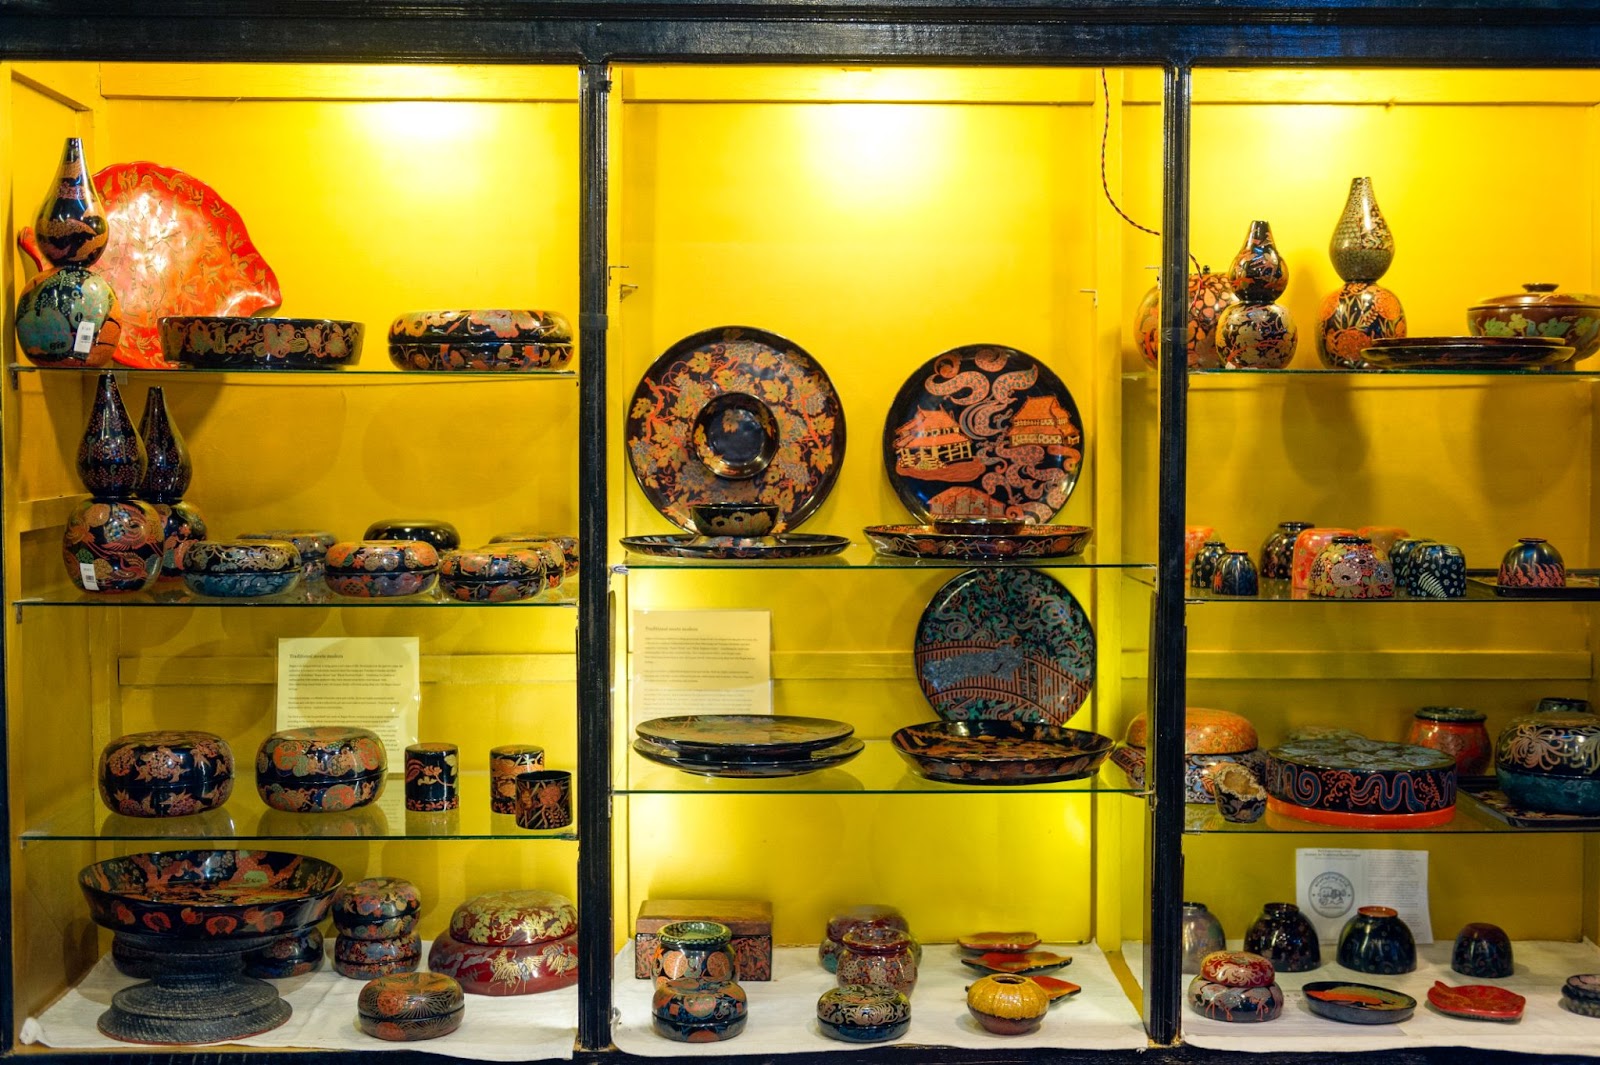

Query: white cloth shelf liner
611,940,1148,1055
1125,938,1600,1054
20,937,577,1059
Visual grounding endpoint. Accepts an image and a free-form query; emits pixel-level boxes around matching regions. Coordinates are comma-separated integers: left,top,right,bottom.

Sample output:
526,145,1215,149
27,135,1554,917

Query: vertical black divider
576,60,614,1054
1145,59,1191,1048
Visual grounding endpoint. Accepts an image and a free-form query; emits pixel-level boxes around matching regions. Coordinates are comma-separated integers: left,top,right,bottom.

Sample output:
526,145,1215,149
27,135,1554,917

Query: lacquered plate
959,950,1071,976
632,737,865,778
958,931,1042,954
625,326,845,532
864,523,1093,562
1427,981,1525,1022
1031,975,1083,1002
636,714,853,753
92,162,282,370
1302,981,1416,1024
1361,335,1571,370
915,568,1095,724
890,720,1114,786
619,533,849,560
883,344,1083,524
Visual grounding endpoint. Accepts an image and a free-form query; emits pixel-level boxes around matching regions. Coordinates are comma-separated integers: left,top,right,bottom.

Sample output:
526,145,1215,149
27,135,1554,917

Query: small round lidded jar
819,904,910,973
325,539,440,598
439,544,555,602
651,921,737,987
1408,706,1491,776
835,925,917,994
97,730,234,817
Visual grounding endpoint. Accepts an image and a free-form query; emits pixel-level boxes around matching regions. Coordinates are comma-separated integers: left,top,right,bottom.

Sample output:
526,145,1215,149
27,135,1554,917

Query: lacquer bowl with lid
357,972,465,1041
98,729,234,818
332,876,422,939
179,538,301,598
491,532,579,578
324,539,439,598
426,889,580,996
255,726,387,813
439,544,554,602
1496,710,1600,814
1112,707,1265,803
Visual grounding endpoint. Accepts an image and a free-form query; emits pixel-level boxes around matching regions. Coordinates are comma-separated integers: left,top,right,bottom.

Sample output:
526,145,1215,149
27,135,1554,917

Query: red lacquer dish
1426,981,1526,1022
91,162,282,369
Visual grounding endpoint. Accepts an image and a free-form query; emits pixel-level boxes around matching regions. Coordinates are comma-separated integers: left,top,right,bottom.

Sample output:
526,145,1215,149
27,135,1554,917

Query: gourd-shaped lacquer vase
15,137,122,367
1318,176,1406,369
1134,270,1239,369
1216,220,1298,369
63,374,163,594
137,387,208,581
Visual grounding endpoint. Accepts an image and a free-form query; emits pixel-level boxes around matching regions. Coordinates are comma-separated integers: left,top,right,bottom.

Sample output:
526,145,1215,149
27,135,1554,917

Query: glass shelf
11,363,576,384
1125,367,1600,382
617,541,1151,571
1183,796,1520,834
13,580,578,609
20,772,576,843
619,739,1139,796
1132,573,1593,604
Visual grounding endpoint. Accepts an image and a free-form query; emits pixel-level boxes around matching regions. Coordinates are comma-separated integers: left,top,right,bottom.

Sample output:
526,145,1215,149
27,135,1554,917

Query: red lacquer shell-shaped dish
1426,981,1525,1022
91,162,282,370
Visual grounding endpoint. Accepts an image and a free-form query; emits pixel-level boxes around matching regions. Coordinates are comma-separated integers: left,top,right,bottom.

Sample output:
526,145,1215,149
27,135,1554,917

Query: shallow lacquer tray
1361,335,1571,370
631,737,865,778
1458,783,1600,829
1426,982,1526,1022
1031,975,1082,1002
1302,981,1416,1024
864,523,1092,561
619,533,849,560
1468,570,1600,600
635,714,853,754
959,950,1071,976
890,720,1113,786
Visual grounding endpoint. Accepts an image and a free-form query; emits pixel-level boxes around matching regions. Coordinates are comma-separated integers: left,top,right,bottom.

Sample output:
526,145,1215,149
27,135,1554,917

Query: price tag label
78,562,99,591
73,321,96,354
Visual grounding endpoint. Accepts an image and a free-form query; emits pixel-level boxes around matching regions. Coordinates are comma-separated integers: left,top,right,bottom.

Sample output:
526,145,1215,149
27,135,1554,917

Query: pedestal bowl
78,849,342,1044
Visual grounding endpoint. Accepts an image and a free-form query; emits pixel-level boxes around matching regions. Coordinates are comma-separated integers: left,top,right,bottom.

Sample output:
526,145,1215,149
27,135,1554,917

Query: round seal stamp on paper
1308,871,1355,919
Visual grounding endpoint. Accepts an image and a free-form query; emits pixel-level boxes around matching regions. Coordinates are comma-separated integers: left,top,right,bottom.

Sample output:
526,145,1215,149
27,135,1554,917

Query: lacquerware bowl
966,973,1050,1035
388,339,573,372
426,930,579,995
1468,283,1600,362
689,501,779,539
1337,906,1416,975
816,983,912,1043
1496,710,1600,814
389,309,572,344
78,850,342,940
651,977,748,1041
891,720,1114,786
820,905,911,973
238,530,336,580
243,926,324,979
490,532,579,577
159,316,362,369
1452,922,1514,978
364,519,460,551
439,544,555,602
324,539,440,598
98,730,234,818
357,972,466,1042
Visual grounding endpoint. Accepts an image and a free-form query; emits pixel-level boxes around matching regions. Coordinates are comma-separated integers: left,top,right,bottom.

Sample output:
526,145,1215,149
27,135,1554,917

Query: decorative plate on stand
914,567,1095,725
882,344,1084,524
625,326,846,533
91,162,283,370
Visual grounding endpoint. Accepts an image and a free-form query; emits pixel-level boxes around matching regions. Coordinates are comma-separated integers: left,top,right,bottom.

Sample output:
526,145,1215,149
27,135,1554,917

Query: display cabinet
2,5,1600,1065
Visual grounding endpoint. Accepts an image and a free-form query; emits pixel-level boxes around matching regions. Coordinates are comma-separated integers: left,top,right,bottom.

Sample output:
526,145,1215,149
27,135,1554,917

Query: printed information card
1296,847,1432,943
631,610,771,726
276,637,421,767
